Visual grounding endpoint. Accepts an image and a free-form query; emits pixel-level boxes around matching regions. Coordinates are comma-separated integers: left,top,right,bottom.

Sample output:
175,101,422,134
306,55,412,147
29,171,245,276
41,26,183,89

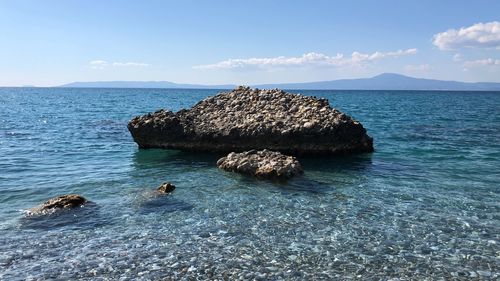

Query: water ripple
0,88,499,279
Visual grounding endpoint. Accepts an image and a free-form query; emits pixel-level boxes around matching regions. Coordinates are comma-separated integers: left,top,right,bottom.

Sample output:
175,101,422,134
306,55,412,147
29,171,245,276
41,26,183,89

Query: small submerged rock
157,182,176,193
217,149,303,179
28,194,88,216
138,183,192,214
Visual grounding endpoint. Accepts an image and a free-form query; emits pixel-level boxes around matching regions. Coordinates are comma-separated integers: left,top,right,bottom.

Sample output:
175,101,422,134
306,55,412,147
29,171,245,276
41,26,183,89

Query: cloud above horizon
193,48,417,70
463,58,500,68
433,21,500,50
89,60,150,69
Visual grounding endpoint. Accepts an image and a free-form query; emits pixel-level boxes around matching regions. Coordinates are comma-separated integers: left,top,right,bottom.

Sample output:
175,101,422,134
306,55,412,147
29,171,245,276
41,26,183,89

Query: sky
0,0,499,86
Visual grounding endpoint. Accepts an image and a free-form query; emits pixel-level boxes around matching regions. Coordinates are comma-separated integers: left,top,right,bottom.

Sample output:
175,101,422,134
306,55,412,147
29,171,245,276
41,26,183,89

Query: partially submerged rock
157,182,176,193
217,149,303,179
28,194,87,215
128,86,373,155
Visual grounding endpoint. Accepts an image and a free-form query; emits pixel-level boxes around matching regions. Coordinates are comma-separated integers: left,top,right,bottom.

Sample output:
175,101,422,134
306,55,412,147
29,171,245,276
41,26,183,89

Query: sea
0,87,499,280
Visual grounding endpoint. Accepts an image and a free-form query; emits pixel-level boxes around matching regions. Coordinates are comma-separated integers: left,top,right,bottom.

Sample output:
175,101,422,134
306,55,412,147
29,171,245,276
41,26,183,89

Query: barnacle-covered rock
217,149,303,179
28,194,88,215
128,86,373,155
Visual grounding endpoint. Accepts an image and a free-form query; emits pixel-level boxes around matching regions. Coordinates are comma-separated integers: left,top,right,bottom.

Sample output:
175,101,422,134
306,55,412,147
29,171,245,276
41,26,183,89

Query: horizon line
2,73,500,89
6,72,500,88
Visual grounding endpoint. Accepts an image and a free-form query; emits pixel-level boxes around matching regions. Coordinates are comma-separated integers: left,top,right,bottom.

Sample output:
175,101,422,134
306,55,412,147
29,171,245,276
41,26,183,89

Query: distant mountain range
59,73,500,91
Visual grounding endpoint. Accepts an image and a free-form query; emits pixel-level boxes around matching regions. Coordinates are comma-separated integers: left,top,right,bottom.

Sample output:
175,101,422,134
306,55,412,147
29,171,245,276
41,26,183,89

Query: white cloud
404,64,430,73
89,60,109,69
88,60,149,69
194,48,417,70
463,58,500,68
194,52,344,70
351,48,417,63
453,53,463,62
112,62,150,67
433,21,500,50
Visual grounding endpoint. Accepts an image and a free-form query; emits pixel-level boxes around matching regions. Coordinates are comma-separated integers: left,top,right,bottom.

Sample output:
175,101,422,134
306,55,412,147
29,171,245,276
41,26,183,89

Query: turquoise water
0,87,499,279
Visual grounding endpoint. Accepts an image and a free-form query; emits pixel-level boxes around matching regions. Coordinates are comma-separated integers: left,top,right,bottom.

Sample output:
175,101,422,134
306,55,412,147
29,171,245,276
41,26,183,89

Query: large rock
28,194,87,215
128,86,373,155
217,149,303,179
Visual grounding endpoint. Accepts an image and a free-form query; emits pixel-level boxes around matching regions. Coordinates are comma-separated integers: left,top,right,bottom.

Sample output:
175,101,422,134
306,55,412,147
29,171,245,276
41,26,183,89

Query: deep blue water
0,87,499,280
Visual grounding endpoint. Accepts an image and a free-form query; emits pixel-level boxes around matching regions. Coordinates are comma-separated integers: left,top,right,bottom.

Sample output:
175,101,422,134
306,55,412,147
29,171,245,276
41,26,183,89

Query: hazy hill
255,73,500,91
60,73,500,91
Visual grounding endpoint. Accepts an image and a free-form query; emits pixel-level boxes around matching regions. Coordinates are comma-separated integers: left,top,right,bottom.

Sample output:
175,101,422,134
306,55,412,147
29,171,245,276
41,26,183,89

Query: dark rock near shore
157,182,176,193
128,86,373,155
217,149,303,179
28,194,88,215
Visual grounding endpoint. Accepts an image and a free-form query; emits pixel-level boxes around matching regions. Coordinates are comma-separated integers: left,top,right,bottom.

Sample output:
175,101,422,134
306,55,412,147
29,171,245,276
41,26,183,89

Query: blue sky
0,0,499,86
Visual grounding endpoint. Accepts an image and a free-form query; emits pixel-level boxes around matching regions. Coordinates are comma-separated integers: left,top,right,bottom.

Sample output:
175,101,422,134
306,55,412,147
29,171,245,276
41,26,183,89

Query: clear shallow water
0,87,499,280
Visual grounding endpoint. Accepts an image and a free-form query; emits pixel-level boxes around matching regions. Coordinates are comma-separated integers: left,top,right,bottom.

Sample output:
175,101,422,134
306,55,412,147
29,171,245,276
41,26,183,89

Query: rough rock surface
157,182,176,193
28,194,87,215
217,149,303,178
128,86,373,155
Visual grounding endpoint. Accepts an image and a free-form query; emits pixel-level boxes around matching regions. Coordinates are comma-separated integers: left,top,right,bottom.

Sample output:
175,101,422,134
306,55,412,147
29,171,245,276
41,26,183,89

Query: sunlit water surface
0,88,499,280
